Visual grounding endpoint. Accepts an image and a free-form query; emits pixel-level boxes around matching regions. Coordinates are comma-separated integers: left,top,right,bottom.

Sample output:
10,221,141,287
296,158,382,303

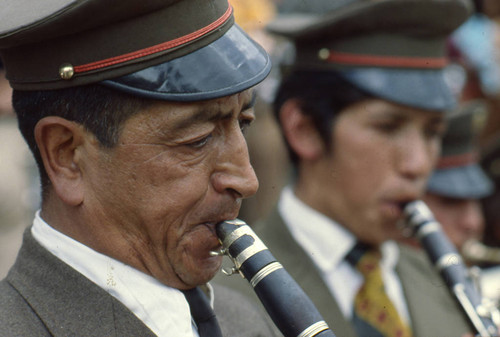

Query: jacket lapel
255,209,357,337
397,244,472,337
7,229,156,337
256,209,472,337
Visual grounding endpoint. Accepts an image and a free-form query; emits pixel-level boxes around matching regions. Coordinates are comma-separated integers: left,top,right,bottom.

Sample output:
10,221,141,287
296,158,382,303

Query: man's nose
211,125,259,199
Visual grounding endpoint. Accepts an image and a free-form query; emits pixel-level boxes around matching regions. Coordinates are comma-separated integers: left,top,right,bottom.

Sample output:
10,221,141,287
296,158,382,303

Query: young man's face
313,99,446,245
80,89,258,289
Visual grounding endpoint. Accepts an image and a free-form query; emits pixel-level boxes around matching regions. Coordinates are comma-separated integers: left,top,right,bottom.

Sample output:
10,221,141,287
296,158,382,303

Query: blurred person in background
448,0,500,147
479,127,500,309
448,0,500,307
0,59,39,279
405,101,494,256
398,100,500,308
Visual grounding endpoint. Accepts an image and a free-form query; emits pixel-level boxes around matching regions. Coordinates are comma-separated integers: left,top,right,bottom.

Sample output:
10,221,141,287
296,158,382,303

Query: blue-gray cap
427,100,494,199
267,0,473,111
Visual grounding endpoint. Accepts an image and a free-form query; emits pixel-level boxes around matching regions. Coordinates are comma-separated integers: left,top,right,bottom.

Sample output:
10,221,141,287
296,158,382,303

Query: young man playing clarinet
216,0,483,336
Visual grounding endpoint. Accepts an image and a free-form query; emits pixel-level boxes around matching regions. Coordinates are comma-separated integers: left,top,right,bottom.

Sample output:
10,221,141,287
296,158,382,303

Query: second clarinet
403,200,500,337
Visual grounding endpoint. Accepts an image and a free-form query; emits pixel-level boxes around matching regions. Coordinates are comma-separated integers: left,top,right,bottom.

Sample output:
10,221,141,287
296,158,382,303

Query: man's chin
176,256,223,289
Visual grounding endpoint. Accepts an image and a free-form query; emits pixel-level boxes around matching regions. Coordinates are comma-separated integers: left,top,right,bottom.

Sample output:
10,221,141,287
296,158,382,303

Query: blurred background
1,1,500,308
0,59,39,278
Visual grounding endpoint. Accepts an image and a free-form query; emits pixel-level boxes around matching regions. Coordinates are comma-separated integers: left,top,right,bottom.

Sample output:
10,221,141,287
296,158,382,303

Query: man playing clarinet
217,0,484,336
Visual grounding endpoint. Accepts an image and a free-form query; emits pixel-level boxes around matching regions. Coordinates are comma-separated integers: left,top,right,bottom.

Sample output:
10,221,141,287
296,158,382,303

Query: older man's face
82,90,258,289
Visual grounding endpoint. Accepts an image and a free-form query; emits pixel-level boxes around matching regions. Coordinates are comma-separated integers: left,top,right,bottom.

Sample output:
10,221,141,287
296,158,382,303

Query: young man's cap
0,0,271,101
427,100,493,199
267,0,473,111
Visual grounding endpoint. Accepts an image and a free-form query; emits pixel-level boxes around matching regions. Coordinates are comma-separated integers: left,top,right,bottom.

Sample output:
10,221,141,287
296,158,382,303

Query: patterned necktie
182,287,223,337
346,243,412,337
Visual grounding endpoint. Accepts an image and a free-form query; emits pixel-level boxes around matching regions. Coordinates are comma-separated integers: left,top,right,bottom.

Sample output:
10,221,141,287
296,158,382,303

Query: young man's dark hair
274,70,373,165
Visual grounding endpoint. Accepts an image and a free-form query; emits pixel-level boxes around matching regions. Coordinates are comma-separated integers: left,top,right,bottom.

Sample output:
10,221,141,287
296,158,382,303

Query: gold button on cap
59,63,74,80
318,48,330,61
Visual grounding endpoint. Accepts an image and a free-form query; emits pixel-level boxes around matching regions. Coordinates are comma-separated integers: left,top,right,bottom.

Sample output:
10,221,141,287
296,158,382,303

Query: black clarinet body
403,200,499,337
216,219,336,337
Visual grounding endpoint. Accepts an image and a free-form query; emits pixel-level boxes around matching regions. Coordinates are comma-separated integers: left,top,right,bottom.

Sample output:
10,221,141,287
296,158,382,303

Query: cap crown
267,0,473,111
427,100,493,199
0,0,233,89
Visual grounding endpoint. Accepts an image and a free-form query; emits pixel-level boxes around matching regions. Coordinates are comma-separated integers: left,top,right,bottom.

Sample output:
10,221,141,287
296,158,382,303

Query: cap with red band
0,0,271,101
436,152,478,170
266,0,473,111
427,100,493,199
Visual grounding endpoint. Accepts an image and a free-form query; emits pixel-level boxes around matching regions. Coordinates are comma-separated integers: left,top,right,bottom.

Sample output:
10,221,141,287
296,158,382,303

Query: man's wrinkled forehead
154,89,256,130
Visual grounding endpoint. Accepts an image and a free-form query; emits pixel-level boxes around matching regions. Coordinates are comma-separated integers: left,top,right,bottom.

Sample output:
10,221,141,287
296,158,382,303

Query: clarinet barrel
403,200,500,337
216,219,336,337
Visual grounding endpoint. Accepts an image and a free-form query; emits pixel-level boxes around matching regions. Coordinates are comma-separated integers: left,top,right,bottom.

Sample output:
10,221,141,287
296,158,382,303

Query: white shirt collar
279,186,399,272
31,210,200,337
277,186,409,322
279,185,356,272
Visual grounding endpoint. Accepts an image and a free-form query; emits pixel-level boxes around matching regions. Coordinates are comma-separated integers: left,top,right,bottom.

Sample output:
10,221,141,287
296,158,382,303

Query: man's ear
35,116,85,206
279,99,325,161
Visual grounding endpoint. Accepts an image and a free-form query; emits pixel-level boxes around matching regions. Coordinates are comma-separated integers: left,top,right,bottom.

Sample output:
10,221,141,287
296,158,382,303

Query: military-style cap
427,100,493,199
267,0,473,111
0,0,271,101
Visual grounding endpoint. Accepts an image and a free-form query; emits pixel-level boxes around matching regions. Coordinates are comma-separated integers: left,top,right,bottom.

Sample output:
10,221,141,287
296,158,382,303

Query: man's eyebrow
173,91,257,130
172,108,229,130
242,91,257,112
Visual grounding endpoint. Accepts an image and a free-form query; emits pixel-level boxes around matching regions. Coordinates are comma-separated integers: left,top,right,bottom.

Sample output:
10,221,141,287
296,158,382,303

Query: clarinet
214,219,336,337
403,200,500,337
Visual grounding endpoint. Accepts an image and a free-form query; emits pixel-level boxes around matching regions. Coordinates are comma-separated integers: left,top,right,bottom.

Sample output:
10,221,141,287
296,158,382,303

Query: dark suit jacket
215,208,473,337
0,229,277,336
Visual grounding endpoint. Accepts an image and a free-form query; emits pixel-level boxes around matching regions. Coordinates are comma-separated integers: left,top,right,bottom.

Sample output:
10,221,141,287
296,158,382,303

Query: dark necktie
346,243,412,337
182,287,223,337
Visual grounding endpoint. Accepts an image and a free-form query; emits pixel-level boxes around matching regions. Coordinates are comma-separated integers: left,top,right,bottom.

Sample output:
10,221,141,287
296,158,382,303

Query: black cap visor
102,25,271,101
